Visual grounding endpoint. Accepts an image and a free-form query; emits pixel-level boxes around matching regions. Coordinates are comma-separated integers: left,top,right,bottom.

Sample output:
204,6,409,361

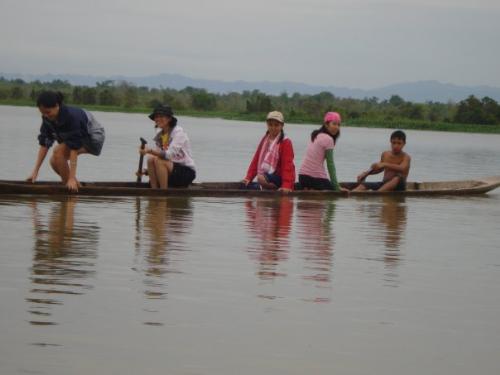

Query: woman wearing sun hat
241,111,296,193
138,104,196,189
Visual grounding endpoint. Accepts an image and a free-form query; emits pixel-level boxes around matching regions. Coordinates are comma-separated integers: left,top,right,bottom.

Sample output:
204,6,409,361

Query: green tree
161,90,187,110
118,82,138,108
481,97,500,124
149,98,162,108
98,88,118,106
454,95,487,124
30,88,38,101
96,80,114,88
246,93,272,113
0,89,8,100
72,86,84,103
389,95,405,107
81,87,97,105
191,90,217,111
10,86,24,100
400,103,424,120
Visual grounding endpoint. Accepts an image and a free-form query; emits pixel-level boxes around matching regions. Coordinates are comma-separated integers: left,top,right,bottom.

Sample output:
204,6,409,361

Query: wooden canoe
0,176,499,197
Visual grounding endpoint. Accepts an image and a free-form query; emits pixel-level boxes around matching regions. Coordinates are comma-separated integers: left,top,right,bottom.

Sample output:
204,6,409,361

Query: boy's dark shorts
362,175,406,191
298,174,334,190
169,163,196,187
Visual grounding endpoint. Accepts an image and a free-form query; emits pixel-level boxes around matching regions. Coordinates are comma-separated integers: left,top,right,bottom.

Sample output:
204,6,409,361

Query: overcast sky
1,0,499,89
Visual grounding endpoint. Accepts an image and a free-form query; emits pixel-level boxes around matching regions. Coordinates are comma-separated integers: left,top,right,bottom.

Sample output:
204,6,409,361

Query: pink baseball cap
324,112,341,124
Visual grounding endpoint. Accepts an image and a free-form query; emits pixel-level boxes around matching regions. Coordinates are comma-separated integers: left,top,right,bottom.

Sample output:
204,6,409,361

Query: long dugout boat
0,176,499,197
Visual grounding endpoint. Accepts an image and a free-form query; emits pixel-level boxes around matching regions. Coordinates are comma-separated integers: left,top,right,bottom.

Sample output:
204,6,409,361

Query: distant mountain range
2,72,500,103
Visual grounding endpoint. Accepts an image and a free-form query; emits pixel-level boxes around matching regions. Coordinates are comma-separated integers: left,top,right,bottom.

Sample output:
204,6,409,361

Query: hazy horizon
2,71,500,91
1,0,499,89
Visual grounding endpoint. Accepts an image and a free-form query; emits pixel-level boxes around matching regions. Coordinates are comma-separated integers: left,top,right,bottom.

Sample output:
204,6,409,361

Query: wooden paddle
136,137,147,183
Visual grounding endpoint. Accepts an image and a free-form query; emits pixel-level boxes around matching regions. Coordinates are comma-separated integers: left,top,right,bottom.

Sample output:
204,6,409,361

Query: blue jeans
263,173,282,188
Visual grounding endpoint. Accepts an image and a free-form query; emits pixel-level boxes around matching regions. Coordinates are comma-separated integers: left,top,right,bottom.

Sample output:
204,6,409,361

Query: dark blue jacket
38,105,90,150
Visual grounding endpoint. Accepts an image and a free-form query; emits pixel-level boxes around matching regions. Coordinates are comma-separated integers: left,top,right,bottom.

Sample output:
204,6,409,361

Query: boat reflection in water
296,199,336,303
245,197,293,301
358,196,408,287
26,197,99,329
134,197,193,326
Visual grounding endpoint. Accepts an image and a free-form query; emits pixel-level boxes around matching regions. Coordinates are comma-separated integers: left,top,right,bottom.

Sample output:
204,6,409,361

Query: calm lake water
1,105,500,374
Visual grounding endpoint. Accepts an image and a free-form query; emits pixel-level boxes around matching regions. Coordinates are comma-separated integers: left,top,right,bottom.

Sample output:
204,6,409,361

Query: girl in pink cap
298,112,347,191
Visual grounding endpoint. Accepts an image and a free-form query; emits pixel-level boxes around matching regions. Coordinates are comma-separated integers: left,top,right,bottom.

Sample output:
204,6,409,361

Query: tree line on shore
1,77,500,126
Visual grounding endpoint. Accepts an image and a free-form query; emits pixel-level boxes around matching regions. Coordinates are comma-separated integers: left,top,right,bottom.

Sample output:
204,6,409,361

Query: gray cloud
0,0,499,88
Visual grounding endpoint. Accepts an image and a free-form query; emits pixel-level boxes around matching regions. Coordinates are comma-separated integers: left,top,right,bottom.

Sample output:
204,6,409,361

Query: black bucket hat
148,104,177,123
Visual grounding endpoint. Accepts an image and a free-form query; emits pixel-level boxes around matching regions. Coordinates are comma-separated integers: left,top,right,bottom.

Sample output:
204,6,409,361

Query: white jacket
153,126,196,170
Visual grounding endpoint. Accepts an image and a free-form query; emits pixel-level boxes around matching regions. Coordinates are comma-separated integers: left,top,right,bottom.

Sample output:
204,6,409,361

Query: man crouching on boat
27,91,105,192
138,105,196,189
352,130,411,192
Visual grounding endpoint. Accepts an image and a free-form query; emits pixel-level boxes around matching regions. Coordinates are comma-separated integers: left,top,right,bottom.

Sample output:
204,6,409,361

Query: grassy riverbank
3,100,500,134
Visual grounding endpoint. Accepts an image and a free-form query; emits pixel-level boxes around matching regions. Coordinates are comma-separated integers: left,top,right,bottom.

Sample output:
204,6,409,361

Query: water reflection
27,197,99,326
245,198,293,283
359,196,408,286
134,197,193,326
296,199,336,303
379,196,407,252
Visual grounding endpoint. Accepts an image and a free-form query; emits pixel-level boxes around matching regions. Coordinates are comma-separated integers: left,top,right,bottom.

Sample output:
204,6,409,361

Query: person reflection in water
27,197,99,327
378,196,407,266
296,200,336,303
359,196,407,286
245,197,294,281
134,197,193,325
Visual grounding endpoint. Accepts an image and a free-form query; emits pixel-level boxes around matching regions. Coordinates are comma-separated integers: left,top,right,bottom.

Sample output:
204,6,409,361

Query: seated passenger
138,105,196,189
352,130,411,192
298,111,348,191
241,111,295,193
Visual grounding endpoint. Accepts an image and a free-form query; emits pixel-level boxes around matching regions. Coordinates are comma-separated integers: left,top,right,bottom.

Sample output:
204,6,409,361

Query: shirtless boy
353,130,411,192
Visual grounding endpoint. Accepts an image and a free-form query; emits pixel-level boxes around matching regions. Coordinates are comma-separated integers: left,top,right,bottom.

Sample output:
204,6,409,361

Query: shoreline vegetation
1,77,500,134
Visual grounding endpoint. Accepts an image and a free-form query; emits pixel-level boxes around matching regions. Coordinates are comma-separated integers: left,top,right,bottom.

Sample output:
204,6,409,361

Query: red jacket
245,135,296,190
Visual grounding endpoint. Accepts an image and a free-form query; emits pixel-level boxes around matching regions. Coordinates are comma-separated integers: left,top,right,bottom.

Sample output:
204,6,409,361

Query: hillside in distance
2,72,500,103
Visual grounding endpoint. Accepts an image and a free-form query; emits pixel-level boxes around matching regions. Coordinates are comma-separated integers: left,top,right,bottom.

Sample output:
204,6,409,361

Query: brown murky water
1,106,500,374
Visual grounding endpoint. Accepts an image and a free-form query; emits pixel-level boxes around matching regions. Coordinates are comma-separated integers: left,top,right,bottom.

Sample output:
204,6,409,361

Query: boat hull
1,177,499,197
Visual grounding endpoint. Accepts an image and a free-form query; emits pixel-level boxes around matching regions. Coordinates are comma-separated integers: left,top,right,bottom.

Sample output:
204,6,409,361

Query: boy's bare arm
370,152,390,172
357,153,385,182
381,154,411,174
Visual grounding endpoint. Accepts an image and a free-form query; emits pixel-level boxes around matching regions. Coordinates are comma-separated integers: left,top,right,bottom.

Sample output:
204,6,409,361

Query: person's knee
380,176,400,191
49,152,57,165
388,175,401,186
354,183,367,191
52,145,70,161
50,150,63,165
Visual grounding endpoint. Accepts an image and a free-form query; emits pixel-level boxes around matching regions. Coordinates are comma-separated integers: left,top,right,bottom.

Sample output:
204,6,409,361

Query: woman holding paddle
138,105,196,189
27,91,105,192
